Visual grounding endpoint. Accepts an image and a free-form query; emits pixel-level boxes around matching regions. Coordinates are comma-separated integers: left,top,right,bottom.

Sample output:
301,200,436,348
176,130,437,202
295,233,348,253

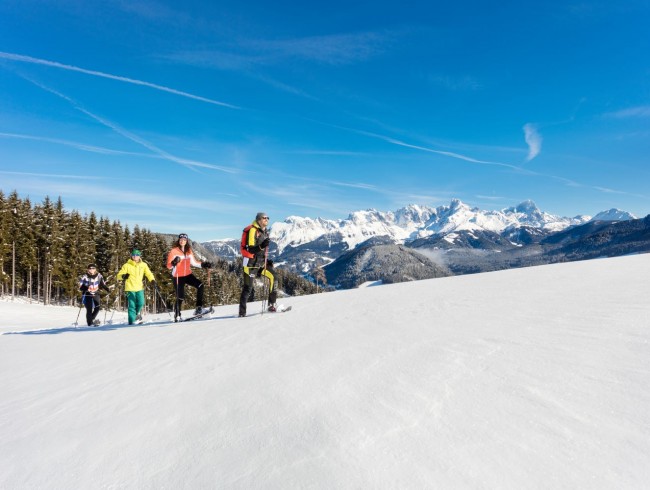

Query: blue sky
1,0,649,241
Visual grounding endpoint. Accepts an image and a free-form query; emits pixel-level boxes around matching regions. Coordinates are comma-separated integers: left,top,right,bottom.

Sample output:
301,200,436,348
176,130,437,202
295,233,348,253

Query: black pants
173,274,204,315
239,264,277,316
83,294,101,326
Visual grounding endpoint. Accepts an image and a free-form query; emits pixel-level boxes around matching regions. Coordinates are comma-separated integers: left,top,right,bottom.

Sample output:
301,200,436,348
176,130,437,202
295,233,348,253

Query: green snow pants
126,290,145,325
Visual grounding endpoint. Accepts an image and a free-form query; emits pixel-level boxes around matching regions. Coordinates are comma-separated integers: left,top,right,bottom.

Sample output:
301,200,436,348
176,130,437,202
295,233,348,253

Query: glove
79,285,88,292
171,256,181,266
260,237,270,249
202,261,213,269
121,273,130,280
152,281,158,290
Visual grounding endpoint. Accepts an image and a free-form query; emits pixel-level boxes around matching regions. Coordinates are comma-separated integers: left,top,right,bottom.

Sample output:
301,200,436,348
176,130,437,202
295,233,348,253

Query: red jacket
167,246,202,278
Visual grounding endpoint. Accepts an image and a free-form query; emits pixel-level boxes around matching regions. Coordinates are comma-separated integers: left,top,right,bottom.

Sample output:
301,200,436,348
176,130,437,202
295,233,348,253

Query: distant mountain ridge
269,199,597,255
202,199,643,288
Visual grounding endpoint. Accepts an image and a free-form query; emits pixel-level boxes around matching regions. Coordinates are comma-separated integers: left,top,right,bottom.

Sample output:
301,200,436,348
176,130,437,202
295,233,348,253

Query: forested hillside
0,191,319,311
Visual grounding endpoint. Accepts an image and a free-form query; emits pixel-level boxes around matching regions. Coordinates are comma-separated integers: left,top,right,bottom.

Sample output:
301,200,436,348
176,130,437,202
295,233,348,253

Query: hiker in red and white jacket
166,233,212,321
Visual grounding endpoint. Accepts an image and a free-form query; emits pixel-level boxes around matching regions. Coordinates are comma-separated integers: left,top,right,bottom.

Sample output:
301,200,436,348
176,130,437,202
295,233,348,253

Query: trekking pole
107,283,122,324
175,275,181,321
100,282,114,325
73,293,85,327
261,246,269,315
102,289,109,325
207,268,212,309
154,282,174,321
106,291,118,324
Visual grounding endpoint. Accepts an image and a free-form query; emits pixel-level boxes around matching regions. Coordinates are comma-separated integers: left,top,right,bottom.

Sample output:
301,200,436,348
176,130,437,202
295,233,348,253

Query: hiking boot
267,304,277,312
194,307,203,315
92,319,101,326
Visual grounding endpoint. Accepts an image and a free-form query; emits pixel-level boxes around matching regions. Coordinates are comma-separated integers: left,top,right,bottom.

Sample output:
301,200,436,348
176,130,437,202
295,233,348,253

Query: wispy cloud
167,31,388,71
605,106,650,118
318,121,644,200
329,181,378,191
523,123,542,162
287,150,371,157
374,134,529,172
475,194,508,201
246,32,387,66
429,74,483,91
22,78,239,174
306,119,529,172
0,170,105,181
0,171,241,212
387,138,519,169
0,132,152,157
0,51,239,109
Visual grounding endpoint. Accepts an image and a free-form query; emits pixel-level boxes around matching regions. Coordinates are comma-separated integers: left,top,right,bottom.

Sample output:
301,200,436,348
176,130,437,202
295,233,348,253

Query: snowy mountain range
269,199,610,254
203,200,637,281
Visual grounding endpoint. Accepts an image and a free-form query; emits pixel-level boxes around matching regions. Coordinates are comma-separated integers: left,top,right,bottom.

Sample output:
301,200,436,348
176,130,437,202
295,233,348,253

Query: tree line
0,191,319,313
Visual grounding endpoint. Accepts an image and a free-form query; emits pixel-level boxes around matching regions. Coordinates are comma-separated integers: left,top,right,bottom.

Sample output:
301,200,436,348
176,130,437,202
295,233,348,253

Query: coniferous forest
0,191,319,315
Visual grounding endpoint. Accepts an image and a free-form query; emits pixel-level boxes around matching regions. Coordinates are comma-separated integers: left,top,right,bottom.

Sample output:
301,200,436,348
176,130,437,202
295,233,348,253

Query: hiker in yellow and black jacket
117,249,156,325
239,212,277,317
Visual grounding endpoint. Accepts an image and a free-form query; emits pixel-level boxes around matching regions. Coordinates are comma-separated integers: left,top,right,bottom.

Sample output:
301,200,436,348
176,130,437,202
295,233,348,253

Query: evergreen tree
95,217,113,274
63,211,95,305
0,191,10,294
19,197,38,301
0,190,326,308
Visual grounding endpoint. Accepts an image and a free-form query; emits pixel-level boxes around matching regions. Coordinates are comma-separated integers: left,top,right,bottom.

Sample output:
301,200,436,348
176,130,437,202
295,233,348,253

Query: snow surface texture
1,254,649,489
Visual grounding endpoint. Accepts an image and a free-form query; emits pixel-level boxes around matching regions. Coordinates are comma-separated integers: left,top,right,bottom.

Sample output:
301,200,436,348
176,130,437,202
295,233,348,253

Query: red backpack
240,224,258,259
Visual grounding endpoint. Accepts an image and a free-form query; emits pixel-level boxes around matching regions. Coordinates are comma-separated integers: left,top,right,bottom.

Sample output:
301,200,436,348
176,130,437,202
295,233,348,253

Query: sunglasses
179,234,189,239
262,216,269,220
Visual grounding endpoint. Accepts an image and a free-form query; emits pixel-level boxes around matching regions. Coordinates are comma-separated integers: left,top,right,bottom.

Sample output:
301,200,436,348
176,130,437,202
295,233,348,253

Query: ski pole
73,293,85,327
206,268,212,309
107,282,122,324
101,284,112,325
107,293,120,324
261,246,268,315
154,282,173,320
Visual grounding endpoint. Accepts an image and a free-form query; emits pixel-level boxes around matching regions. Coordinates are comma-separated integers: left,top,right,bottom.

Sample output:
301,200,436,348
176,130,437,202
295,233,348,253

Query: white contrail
0,132,151,157
24,78,238,174
382,137,528,172
314,120,529,172
523,123,542,162
0,51,239,109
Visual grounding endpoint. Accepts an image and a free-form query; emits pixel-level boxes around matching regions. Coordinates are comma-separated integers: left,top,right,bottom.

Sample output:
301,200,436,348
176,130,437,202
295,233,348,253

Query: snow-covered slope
1,254,649,489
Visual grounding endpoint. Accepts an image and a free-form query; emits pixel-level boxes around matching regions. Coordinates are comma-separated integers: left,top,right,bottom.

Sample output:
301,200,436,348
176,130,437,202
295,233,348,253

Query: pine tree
0,191,10,295
19,197,38,301
95,217,113,275
63,211,96,305
1,191,326,309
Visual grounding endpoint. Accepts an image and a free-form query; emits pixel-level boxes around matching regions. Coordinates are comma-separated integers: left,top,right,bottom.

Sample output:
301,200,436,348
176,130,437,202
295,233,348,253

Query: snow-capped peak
590,208,636,222
268,200,599,254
